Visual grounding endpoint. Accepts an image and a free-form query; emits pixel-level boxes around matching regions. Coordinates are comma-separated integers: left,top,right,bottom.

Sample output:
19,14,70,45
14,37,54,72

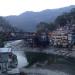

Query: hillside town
0,6,75,75
20,23,75,49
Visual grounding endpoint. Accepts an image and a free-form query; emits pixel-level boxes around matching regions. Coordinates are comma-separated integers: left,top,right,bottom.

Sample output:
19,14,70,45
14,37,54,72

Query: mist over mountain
5,5,75,32
0,17,15,32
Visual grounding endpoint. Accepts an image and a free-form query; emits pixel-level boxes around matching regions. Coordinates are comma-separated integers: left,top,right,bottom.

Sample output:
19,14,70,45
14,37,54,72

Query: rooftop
0,48,11,53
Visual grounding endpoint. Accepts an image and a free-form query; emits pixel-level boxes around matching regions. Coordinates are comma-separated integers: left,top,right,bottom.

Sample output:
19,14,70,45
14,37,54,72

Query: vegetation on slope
36,8,75,32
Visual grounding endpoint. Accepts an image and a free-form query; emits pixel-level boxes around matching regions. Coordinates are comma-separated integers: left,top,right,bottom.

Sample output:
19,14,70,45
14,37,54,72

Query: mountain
5,5,75,32
0,17,14,32
0,17,22,32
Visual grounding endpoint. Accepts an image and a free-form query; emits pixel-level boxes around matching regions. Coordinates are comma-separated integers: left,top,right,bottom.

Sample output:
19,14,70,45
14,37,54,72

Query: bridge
3,32,34,41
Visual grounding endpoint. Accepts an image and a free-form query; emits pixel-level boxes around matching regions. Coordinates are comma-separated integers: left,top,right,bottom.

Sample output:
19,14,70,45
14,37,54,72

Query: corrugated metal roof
0,48,11,53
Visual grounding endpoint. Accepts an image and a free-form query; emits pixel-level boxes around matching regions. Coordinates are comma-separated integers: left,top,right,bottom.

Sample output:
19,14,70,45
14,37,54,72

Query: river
4,40,28,74
4,40,75,75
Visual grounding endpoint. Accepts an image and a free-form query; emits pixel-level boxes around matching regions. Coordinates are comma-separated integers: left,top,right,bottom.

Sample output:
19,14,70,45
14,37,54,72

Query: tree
36,8,75,33
55,8,75,27
36,22,49,32
0,17,15,46
55,14,67,27
36,22,56,32
48,23,56,31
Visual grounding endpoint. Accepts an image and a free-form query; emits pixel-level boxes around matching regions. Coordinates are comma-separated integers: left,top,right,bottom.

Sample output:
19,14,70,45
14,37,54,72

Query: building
51,27,68,47
0,48,17,73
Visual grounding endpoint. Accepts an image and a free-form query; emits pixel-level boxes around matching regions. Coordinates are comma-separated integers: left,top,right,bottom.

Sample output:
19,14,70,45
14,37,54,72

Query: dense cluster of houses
48,24,75,47
23,24,75,48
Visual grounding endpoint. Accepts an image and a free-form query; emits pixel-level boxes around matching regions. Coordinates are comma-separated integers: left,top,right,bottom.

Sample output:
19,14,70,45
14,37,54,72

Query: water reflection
26,51,75,75
4,40,75,75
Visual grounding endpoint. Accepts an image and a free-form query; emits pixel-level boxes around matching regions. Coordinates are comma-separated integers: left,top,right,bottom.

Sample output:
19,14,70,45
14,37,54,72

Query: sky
0,0,75,16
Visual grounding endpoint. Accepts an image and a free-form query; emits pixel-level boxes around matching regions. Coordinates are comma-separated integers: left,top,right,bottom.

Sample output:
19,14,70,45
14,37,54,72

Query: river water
4,40,75,75
4,40,28,74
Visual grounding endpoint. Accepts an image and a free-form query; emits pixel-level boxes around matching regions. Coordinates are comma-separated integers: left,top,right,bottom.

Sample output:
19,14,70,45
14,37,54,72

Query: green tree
36,22,56,32
55,8,75,27
36,22,49,32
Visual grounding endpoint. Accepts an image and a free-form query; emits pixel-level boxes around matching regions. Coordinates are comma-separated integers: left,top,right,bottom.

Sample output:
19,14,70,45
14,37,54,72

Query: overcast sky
0,0,75,16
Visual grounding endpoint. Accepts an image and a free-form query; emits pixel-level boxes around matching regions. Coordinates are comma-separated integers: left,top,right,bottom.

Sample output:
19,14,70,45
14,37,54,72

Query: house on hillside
51,27,68,47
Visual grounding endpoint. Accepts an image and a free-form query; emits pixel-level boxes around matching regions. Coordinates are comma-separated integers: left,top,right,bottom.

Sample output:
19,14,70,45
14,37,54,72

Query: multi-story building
51,26,68,47
50,23,75,47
